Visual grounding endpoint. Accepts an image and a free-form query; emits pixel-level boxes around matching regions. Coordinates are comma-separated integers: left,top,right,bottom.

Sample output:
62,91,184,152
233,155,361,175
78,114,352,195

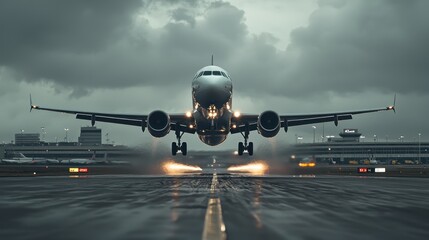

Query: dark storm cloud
0,0,142,56
171,8,196,26
272,0,429,97
219,0,429,100
0,0,249,96
1,0,428,98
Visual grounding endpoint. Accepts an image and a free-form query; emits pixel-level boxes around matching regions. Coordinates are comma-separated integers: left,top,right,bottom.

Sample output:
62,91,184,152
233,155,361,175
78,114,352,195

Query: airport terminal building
290,129,429,164
2,127,136,160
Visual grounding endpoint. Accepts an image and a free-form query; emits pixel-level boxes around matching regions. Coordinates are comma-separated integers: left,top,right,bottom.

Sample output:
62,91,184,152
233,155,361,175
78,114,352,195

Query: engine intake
257,110,281,138
147,110,171,138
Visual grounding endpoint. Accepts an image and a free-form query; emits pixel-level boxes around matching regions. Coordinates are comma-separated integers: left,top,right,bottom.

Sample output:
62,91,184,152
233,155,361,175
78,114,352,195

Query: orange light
189,124,194,129
232,124,237,129
299,162,316,167
227,161,269,175
162,161,202,175
79,168,88,173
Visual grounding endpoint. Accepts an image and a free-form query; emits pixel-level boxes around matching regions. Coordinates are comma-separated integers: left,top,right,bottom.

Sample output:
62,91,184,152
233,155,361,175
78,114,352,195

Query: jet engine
257,110,281,138
147,110,171,138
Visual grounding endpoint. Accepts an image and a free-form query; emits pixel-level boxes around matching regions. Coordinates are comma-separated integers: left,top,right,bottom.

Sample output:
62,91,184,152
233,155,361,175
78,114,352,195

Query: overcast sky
1,0,428,150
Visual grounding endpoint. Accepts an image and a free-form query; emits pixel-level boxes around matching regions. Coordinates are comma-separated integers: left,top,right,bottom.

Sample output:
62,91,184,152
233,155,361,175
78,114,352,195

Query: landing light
232,124,237,129
189,124,194,129
186,111,192,118
234,111,241,118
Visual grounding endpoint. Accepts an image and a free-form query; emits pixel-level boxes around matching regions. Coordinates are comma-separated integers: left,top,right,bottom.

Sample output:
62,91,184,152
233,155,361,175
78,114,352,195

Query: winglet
29,94,38,112
386,93,396,113
29,94,33,112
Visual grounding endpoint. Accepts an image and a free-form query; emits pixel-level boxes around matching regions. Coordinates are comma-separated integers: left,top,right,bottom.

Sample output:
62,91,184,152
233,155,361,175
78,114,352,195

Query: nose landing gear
172,129,187,156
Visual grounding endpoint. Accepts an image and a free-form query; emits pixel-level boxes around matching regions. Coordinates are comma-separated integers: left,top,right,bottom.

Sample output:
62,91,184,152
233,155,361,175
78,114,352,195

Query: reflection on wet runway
227,161,269,175
162,161,202,175
0,173,428,239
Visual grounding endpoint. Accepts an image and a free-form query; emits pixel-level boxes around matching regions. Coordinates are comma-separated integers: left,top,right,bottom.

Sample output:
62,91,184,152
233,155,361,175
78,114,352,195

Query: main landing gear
238,123,253,156
172,129,187,156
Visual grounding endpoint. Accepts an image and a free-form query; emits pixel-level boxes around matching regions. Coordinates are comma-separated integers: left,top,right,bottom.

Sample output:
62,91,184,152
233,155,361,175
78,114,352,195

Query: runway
1,173,428,240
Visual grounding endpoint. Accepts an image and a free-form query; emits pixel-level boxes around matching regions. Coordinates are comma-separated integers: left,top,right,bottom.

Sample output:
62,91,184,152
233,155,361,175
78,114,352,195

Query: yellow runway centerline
202,173,227,240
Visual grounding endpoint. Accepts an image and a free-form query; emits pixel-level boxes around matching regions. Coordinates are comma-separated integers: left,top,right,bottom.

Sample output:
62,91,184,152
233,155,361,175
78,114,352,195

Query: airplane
30,60,395,156
1,152,33,164
1,152,59,164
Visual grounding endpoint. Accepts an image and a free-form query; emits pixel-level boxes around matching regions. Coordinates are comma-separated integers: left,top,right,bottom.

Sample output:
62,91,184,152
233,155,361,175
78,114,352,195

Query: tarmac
1,162,429,240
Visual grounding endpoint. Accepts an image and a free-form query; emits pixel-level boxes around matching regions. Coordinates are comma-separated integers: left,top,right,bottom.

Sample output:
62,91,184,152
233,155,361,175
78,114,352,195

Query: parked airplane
60,151,104,165
1,152,33,164
30,62,395,156
1,152,59,164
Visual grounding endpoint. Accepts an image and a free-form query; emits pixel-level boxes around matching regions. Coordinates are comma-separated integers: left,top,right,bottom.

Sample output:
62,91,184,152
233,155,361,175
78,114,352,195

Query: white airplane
1,152,33,164
1,152,60,164
30,61,395,156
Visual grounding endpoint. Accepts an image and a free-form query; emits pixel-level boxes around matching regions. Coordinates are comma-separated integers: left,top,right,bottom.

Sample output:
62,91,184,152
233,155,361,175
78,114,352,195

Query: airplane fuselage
192,66,233,146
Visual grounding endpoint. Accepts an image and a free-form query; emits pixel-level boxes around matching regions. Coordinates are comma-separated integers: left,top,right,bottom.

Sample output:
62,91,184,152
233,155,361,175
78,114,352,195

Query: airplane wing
230,99,395,134
30,96,196,134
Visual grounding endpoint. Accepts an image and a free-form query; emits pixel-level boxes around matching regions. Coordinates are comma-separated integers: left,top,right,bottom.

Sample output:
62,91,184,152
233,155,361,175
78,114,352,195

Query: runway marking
202,173,227,240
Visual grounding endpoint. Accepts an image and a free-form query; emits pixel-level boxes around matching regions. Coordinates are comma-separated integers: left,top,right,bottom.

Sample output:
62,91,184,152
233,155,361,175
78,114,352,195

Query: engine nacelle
147,110,171,138
257,110,281,138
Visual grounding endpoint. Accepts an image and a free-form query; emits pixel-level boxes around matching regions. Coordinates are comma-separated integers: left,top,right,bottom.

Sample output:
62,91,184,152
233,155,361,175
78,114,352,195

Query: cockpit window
213,71,221,76
203,71,212,75
221,72,228,78
197,71,204,77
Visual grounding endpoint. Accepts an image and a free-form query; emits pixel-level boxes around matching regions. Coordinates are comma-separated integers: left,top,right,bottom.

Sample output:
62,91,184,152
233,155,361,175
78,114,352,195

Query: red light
358,167,368,173
79,168,88,173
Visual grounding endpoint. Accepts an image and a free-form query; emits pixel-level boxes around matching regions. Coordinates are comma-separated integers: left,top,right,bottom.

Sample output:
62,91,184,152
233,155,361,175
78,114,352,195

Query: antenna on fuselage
211,54,213,65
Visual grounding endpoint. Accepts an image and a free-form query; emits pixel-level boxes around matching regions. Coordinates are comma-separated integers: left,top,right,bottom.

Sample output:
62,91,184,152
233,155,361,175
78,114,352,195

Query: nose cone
195,77,231,109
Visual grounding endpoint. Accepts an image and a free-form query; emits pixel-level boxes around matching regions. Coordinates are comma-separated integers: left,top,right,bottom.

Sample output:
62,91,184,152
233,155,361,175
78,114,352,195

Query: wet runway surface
1,174,429,240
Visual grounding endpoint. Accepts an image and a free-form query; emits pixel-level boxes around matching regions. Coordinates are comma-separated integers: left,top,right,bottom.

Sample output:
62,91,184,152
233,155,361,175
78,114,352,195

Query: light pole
64,128,69,142
360,135,366,142
322,123,325,142
418,133,421,164
400,135,404,142
41,127,47,142
373,134,377,142
312,126,316,143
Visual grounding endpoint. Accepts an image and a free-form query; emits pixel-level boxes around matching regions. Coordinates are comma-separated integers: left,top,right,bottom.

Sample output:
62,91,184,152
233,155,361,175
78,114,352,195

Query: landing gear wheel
238,142,244,156
238,123,254,155
172,129,189,156
172,142,178,156
181,142,187,156
248,142,254,156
